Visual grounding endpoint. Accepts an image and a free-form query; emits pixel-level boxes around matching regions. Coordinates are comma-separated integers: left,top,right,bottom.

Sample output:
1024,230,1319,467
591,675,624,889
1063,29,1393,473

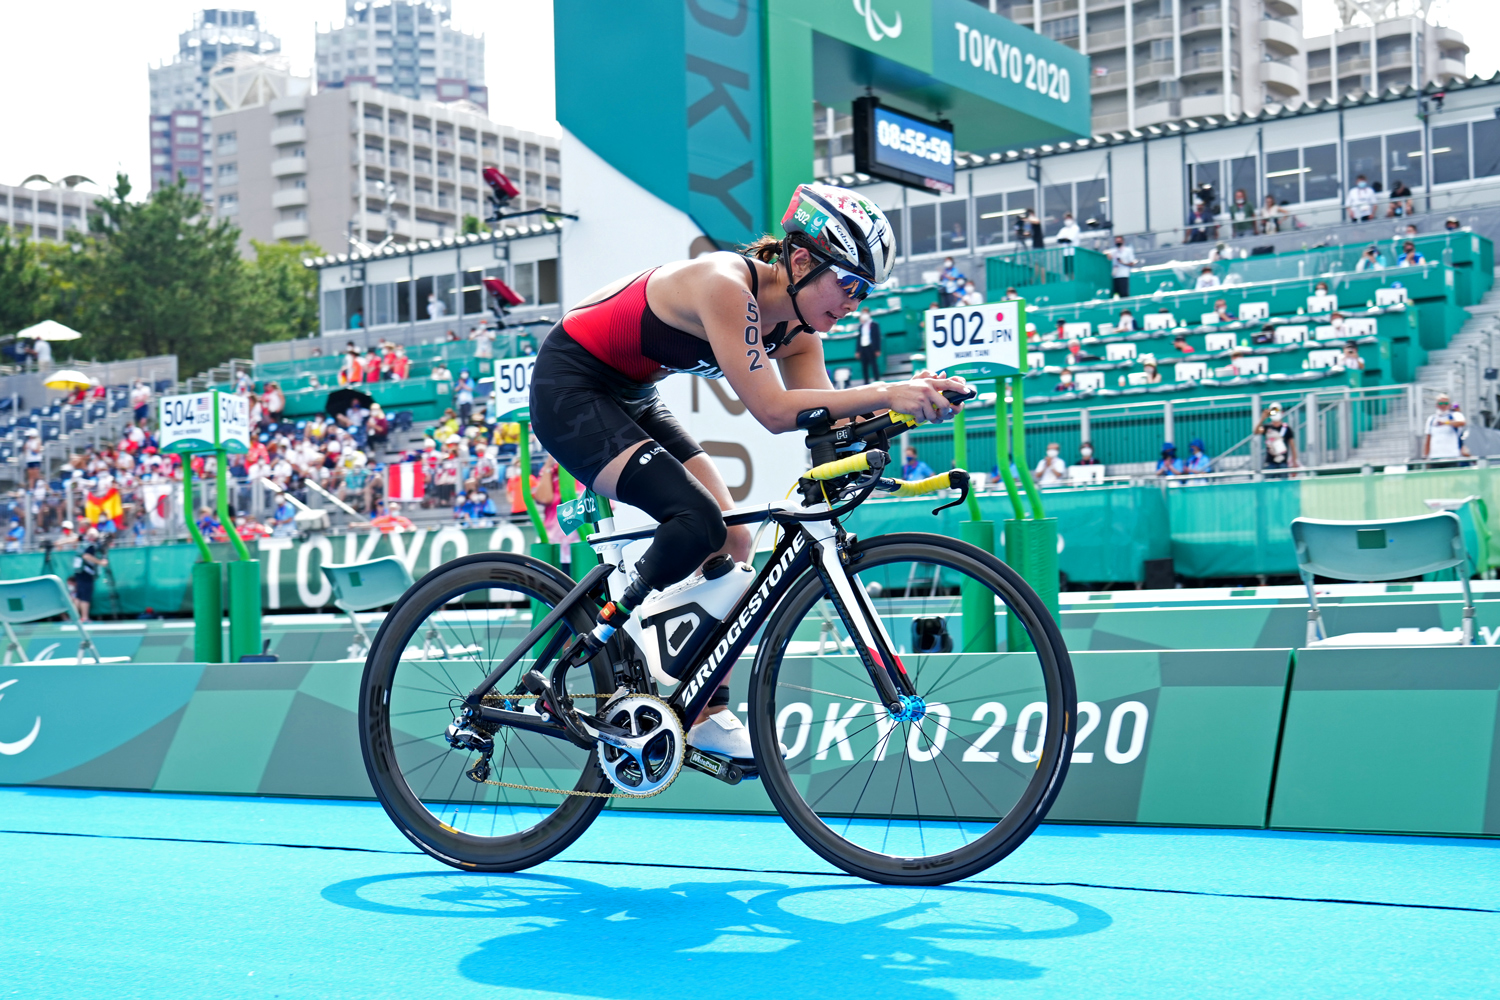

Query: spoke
779,682,883,705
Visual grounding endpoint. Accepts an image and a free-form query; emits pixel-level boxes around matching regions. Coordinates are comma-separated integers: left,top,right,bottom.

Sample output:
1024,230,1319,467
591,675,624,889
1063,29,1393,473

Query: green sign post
160,391,260,663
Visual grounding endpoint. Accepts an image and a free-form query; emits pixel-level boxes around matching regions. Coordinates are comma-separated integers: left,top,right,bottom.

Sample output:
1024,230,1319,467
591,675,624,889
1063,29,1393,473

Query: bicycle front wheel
748,532,1075,885
359,553,615,872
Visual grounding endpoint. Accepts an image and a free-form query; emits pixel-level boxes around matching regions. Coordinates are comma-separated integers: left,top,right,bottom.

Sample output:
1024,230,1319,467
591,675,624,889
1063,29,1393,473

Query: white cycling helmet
780,182,896,287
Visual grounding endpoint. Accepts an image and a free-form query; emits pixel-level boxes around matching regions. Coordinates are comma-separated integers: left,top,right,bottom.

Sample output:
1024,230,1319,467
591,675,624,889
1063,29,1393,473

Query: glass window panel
1230,156,1257,206
396,278,412,324
1431,123,1470,185
907,203,938,256
1385,130,1423,190
538,259,559,304
322,290,344,332
1074,178,1108,227
940,200,968,251
1345,137,1382,190
1302,144,1340,201
415,275,435,321
1472,119,1500,178
885,207,904,259
513,261,536,304
1043,182,1072,236
434,273,457,315
1265,149,1300,206
370,283,395,327
462,270,484,315
974,193,1008,246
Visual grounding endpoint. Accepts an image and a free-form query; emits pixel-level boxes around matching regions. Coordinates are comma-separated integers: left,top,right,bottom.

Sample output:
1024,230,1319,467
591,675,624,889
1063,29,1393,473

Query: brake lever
930,470,971,515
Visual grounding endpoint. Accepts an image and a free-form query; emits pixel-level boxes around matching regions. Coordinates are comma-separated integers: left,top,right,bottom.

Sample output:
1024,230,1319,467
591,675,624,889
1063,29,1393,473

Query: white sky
0,1,1493,197
0,0,558,194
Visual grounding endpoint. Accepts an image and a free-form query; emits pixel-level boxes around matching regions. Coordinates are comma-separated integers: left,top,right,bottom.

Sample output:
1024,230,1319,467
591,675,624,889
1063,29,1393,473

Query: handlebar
806,450,888,481
883,471,961,498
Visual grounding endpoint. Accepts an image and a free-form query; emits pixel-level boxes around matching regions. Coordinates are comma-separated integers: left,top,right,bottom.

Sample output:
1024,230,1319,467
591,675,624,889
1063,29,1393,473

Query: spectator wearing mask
1107,236,1138,298
854,307,882,385
1115,307,1136,332
1076,442,1099,466
1066,338,1099,363
1182,439,1212,481
1172,334,1195,354
1186,201,1213,243
901,447,935,481
960,280,984,306
1387,179,1414,217
456,370,476,425
1259,194,1286,234
1340,343,1365,370
1195,266,1220,290
1156,443,1182,476
130,380,152,423
5,516,22,553
1228,189,1255,238
1139,355,1162,384
938,257,966,307
1034,443,1068,487
1423,393,1467,466
1356,245,1386,271
1346,174,1378,222
369,501,416,533
1055,368,1076,392
470,325,496,360
391,345,411,380
1255,403,1298,469
1212,299,1233,323
430,359,453,383
1398,240,1425,266
428,293,447,319
1022,208,1045,249
1056,213,1081,245
1445,216,1463,232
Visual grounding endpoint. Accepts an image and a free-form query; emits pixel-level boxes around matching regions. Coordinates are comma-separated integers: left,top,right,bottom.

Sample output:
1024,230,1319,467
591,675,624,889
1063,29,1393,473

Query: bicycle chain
469,692,684,800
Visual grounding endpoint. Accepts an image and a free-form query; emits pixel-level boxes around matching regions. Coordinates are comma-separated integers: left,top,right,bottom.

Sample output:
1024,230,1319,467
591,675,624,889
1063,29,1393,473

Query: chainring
596,693,685,797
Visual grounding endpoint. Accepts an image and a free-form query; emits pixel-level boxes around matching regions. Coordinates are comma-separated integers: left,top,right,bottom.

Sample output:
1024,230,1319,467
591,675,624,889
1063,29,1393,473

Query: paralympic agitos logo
852,0,902,42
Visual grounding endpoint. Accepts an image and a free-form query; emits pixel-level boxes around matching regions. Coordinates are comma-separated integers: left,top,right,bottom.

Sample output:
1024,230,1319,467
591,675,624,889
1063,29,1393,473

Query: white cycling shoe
686,709,754,760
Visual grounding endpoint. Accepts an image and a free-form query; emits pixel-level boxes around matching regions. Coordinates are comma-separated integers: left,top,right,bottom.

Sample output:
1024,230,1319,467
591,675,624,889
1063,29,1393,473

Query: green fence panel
1270,646,1500,836
1169,477,1303,578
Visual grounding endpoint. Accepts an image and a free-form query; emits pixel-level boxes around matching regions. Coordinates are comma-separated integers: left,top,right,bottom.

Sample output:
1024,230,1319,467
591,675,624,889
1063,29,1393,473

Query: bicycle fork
804,521,924,722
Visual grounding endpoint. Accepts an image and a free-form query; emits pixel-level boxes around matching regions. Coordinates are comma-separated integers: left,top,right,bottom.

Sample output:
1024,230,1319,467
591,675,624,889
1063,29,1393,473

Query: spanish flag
86,487,124,529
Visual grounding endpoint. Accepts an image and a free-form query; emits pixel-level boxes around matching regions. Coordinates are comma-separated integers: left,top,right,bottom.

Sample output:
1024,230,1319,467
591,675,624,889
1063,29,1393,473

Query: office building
316,0,487,110
1304,15,1467,103
211,84,560,252
148,9,282,197
0,179,98,242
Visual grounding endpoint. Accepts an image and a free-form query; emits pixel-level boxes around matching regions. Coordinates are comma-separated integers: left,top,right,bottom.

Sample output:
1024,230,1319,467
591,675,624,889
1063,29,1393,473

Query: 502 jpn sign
923,299,1025,379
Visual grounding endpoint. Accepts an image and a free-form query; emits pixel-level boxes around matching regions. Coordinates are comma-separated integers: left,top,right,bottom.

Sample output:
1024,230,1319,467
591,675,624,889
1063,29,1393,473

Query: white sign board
491,356,538,421
158,391,250,454
923,301,1022,379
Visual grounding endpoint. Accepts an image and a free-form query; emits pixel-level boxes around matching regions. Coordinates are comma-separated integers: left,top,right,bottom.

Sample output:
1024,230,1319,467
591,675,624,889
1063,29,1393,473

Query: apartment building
1304,15,1467,103
212,84,560,253
0,181,96,242
316,0,487,110
148,9,282,197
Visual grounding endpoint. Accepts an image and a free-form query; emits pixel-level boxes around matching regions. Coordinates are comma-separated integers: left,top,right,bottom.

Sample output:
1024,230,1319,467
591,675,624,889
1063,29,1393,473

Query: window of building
939,200,968,251
1264,148,1301,205
907,203,938,256
1431,123,1470,184
217,131,237,154
1473,118,1500,178
1303,144,1339,200
218,163,238,183
178,132,201,147
175,114,198,128
1345,136,1381,190
1386,130,1423,189
1075,178,1108,225
1230,155,1257,206
884,207,904,257
1043,182,1072,235
462,269,485,315
218,194,238,215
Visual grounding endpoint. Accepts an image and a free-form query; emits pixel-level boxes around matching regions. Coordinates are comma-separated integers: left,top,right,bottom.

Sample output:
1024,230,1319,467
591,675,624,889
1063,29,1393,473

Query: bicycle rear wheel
748,532,1075,885
359,553,615,872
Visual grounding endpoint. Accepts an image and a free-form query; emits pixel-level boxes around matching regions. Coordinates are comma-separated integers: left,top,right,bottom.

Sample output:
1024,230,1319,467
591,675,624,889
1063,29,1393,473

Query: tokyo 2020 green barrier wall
5,647,1499,837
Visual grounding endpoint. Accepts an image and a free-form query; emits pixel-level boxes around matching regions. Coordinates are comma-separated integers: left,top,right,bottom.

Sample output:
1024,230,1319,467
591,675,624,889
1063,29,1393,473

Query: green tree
461,214,485,235
0,226,54,338
245,238,324,343
72,174,252,376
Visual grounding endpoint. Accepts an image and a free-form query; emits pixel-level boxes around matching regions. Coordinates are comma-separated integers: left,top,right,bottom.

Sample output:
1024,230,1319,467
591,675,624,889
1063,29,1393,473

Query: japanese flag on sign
388,462,425,502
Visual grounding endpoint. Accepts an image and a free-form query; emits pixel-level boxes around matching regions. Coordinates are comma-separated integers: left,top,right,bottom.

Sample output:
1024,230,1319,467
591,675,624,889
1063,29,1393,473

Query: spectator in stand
1398,240,1425,267
1155,443,1182,476
938,257,965,307
1356,245,1387,271
1139,355,1163,384
363,347,382,383
1107,235,1138,299
369,500,415,533
456,370,476,426
1182,439,1212,483
470,325,496,360
391,344,411,380
1423,393,1467,466
1055,368,1076,392
1259,194,1286,234
33,336,51,370
1340,343,1365,370
854,307,881,385
1066,338,1099,363
23,429,42,489
428,292,447,320
434,439,463,506
1346,174,1378,222
367,403,390,448
1003,286,1019,299
1115,307,1136,332
1076,441,1099,466
430,359,453,383
1228,189,1255,237
1172,334,1195,354
445,329,461,343
961,279,984,306
130,380,152,423
1022,208,1045,249
1195,266,1220,290
1387,179,1414,217
1212,299,1233,323
340,347,362,385
1034,442,1068,487
901,447,934,481
1445,216,1463,232
262,381,285,425
1186,201,1213,243
1255,403,1297,470
5,516,22,553
1055,213,1081,245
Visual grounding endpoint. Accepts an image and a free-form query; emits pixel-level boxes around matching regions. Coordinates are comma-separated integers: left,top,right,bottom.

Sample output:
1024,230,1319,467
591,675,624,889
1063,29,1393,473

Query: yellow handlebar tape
890,472,954,498
888,411,919,428
806,451,874,481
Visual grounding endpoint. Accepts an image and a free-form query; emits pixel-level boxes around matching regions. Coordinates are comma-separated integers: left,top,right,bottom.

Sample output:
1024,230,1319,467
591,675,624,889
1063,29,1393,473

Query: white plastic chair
1291,512,1475,646
0,575,100,664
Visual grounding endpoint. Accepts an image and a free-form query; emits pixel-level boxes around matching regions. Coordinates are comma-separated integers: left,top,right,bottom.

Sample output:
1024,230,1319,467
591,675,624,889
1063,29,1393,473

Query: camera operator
72,526,109,622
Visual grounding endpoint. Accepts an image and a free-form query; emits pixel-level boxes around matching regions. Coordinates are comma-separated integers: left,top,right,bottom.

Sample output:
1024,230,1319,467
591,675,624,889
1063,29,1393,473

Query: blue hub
889,694,927,722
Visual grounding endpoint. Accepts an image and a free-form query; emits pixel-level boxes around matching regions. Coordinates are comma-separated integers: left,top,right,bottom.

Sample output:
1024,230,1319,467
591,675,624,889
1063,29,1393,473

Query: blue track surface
3,787,1498,999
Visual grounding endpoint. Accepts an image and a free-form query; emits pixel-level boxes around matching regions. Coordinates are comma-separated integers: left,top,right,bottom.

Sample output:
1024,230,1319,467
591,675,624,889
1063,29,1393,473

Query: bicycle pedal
683,747,745,786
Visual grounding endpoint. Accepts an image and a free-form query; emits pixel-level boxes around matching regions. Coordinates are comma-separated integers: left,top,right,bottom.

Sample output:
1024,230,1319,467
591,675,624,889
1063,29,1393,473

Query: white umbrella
15,319,83,342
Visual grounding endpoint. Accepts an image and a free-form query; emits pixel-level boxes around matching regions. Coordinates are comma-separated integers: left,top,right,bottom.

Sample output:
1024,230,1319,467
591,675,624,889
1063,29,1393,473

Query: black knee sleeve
614,443,727,591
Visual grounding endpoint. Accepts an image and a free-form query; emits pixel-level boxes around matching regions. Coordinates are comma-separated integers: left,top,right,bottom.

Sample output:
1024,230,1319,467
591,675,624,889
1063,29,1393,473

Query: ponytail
741,235,782,263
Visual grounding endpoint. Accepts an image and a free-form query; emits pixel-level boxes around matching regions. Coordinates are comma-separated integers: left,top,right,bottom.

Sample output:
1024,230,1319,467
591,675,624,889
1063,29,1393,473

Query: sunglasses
830,264,872,301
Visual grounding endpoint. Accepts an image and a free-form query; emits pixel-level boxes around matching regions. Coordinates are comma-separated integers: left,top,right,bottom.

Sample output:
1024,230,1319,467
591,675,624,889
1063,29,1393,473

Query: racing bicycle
358,393,1076,886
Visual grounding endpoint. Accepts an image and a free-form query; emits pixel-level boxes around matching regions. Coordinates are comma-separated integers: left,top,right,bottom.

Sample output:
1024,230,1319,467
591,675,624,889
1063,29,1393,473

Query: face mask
1046,449,1059,458
1081,447,1093,458
1358,181,1367,189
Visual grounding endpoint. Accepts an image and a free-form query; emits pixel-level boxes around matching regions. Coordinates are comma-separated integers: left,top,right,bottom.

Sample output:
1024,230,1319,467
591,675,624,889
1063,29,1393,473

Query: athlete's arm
703,279,966,434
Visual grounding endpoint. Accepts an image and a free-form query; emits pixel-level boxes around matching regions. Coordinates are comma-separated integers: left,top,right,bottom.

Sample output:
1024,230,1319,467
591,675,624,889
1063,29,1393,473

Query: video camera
482,166,520,223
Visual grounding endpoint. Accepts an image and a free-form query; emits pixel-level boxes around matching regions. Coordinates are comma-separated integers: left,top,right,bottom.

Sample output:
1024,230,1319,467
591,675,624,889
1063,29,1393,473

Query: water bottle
636,553,755,687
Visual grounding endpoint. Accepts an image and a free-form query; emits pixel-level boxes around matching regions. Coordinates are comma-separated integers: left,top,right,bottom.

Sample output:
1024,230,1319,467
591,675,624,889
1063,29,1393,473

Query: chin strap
782,240,840,336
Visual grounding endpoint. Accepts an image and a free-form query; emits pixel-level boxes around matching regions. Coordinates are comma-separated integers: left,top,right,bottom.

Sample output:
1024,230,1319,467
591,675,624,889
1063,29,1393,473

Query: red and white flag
387,461,425,501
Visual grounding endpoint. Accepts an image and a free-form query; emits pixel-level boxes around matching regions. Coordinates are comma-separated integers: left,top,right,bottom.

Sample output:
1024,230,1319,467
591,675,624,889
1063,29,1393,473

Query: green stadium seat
0,575,102,664
320,555,415,658
1291,511,1475,647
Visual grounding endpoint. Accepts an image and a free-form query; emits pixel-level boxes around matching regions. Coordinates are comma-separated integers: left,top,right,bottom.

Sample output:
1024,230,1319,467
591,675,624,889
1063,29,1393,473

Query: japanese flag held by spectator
388,461,425,502
143,482,174,529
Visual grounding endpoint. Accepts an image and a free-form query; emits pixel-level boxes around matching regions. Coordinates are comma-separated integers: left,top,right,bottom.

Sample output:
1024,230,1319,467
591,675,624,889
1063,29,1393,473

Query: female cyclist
528,182,968,758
